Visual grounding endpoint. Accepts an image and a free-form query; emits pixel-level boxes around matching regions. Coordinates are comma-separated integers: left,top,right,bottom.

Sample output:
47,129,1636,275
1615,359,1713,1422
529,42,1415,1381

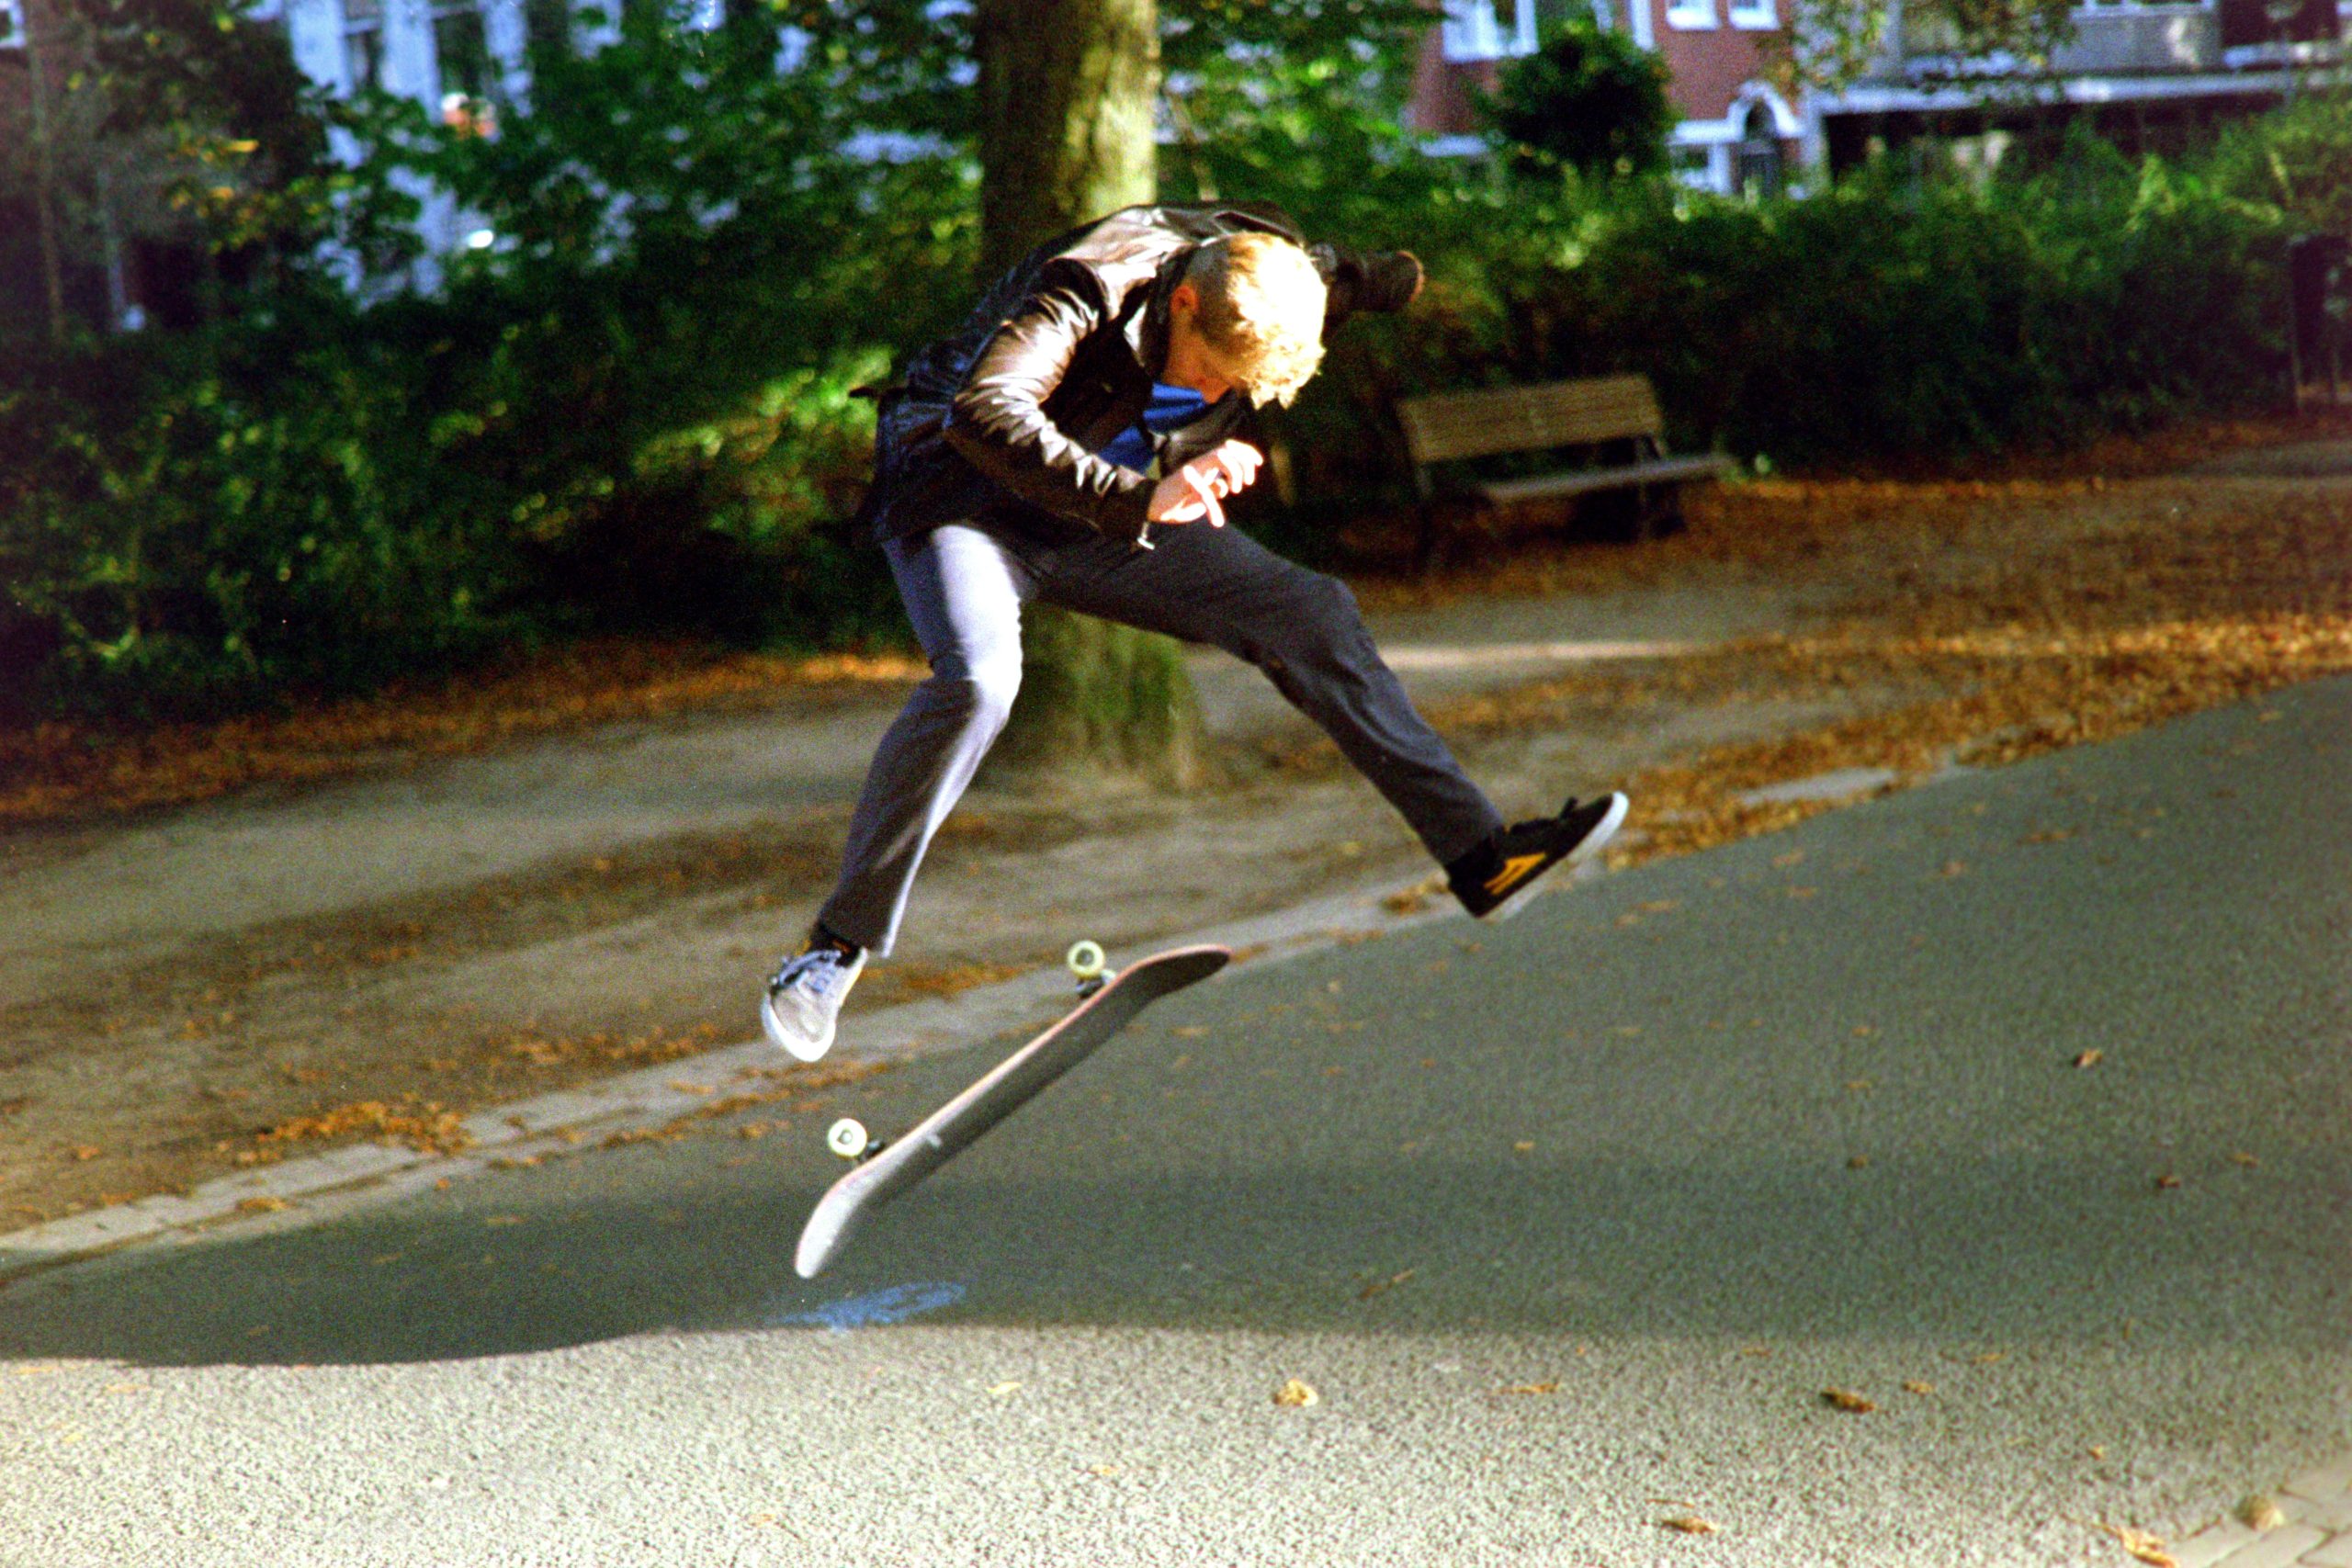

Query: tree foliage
1482,15,1674,180
1761,0,2082,96
0,0,2331,727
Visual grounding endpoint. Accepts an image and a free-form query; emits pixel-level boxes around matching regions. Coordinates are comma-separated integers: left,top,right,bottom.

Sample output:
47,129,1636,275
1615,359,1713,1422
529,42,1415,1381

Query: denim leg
816,525,1033,957
1040,525,1503,865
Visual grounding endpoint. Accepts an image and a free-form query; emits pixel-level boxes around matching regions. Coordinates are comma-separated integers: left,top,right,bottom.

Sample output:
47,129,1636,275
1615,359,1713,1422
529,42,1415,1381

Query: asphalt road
4,677,2347,1567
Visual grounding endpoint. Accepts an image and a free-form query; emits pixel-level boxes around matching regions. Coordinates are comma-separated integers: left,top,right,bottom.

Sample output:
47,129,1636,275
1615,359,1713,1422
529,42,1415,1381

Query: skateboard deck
793,942,1231,1279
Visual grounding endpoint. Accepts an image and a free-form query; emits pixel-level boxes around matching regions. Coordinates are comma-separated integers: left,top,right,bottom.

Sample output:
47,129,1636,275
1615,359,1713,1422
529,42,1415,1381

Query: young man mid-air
763,201,1629,1062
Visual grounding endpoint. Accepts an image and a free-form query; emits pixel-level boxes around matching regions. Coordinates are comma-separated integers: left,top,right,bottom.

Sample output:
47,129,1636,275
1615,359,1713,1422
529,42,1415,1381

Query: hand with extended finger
1147,440,1263,528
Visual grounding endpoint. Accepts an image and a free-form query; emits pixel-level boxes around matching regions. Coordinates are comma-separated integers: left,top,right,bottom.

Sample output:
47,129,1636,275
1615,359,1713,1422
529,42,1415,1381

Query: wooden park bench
1394,372,1734,564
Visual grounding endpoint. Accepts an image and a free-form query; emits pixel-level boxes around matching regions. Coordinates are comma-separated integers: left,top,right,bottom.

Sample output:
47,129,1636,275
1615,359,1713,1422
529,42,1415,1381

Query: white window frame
1442,0,1540,62
1728,0,1778,28
1667,0,1721,29
1,0,28,48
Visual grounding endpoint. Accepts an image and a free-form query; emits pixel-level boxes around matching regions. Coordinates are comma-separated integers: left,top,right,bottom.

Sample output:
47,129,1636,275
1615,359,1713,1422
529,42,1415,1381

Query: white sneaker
761,938,866,1063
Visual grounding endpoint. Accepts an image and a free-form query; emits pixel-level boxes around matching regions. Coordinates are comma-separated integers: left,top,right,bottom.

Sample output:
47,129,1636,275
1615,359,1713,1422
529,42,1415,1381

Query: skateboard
793,941,1232,1279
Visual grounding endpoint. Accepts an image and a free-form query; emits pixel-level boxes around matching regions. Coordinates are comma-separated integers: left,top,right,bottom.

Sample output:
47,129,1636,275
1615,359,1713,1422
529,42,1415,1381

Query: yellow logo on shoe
1483,852,1546,897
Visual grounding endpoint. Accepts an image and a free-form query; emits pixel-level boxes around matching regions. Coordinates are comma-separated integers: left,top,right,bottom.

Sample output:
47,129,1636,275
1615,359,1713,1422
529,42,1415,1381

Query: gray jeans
818,520,1503,955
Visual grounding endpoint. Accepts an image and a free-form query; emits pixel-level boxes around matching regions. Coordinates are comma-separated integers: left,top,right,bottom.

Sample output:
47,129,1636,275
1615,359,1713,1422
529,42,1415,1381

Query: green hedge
1280,128,2296,500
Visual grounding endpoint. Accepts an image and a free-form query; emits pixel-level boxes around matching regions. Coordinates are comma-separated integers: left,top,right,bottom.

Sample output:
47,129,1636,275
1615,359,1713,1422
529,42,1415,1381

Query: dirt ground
4,414,2348,1228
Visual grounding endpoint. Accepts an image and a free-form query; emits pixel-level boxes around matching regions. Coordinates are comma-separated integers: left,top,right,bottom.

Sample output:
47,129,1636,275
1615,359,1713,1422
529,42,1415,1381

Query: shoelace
771,948,852,997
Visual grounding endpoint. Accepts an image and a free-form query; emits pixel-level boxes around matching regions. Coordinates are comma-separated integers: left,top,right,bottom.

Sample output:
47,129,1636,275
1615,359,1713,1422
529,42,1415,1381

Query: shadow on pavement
1,1134,2341,1370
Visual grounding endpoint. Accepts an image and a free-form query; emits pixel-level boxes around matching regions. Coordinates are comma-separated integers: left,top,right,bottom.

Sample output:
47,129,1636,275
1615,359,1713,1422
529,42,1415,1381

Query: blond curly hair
1183,231,1327,408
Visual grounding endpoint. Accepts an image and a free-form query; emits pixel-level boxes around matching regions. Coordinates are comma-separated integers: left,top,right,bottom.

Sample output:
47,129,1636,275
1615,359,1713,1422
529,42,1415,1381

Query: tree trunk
22,0,70,345
970,0,1207,789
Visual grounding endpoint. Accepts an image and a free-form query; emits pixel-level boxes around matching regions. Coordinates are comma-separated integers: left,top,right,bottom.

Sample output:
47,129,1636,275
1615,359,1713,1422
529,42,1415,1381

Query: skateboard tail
794,1190,859,1279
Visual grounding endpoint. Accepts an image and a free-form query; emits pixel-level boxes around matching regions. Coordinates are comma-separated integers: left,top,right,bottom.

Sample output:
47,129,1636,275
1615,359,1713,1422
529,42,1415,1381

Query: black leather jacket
853,201,1422,547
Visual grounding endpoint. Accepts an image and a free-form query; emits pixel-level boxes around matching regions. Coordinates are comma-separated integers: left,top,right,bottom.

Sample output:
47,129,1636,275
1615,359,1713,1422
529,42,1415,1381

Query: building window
1728,0,1777,27
432,0,494,100
343,0,385,89
1666,0,1719,27
524,0,572,55
1442,0,1539,61
1,0,26,48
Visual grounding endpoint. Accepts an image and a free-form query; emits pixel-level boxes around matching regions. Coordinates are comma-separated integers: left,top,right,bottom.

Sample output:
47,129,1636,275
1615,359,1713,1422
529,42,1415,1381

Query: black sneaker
1446,792,1629,919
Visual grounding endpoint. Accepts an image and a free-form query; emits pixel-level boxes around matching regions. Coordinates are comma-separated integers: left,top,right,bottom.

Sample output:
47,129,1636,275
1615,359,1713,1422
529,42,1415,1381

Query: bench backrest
1396,374,1663,465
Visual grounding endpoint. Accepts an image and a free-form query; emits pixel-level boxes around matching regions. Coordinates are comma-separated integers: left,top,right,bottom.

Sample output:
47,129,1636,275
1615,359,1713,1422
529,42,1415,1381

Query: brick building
1409,0,2346,192
1411,0,1804,195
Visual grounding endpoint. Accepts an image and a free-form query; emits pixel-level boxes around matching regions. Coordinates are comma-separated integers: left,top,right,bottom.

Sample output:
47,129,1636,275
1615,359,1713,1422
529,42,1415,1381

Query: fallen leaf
1496,1382,1560,1396
2237,1495,2284,1531
1086,1463,1120,1478
1821,1388,1877,1414
2075,1049,2105,1068
2154,1173,2182,1190
1662,1515,1718,1535
2093,1522,2178,1567
1358,1269,1417,1301
1903,1380,1938,1395
1272,1378,1319,1408
69,1146,100,1162
235,1195,290,1213
988,1381,1022,1398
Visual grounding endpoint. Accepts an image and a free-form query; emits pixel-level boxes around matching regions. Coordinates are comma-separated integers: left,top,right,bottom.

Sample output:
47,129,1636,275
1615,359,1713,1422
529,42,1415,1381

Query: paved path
0,578,1798,1005
1,676,2345,1567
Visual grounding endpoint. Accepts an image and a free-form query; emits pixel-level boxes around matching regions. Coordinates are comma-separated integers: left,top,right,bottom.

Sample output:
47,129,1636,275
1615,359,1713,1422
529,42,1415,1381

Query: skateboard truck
822,940,1119,1167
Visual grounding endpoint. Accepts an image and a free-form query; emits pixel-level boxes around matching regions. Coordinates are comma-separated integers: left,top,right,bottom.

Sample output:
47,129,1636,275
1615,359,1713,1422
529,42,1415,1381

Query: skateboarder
763,201,1629,1063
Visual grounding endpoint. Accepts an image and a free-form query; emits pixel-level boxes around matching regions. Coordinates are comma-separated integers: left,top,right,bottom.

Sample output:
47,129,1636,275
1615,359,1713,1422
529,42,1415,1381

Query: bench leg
1412,502,1441,575
1636,482,1689,543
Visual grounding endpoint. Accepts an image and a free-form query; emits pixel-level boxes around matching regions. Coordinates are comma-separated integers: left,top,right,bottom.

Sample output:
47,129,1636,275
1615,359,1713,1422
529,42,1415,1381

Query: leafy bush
1278,121,2294,502
1483,16,1674,180
1,2,974,720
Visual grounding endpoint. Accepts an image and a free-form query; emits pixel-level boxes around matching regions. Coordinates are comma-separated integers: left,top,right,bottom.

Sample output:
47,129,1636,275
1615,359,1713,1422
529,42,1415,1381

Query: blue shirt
1093,383,1215,474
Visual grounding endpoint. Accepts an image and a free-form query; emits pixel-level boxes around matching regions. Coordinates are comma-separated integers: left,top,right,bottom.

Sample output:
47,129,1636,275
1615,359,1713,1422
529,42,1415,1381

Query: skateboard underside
793,944,1230,1279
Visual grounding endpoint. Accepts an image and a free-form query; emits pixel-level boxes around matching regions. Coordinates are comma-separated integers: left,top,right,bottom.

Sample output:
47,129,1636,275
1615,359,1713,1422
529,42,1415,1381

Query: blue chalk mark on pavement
768,1280,967,1333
